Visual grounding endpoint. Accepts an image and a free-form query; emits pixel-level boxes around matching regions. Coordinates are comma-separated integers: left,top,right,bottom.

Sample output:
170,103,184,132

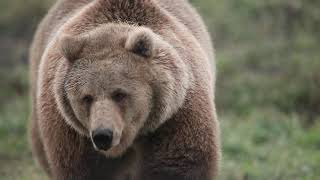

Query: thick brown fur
29,0,220,179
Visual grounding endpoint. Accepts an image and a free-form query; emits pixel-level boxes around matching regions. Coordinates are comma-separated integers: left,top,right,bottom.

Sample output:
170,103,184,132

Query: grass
0,92,46,180
219,110,320,180
0,67,46,180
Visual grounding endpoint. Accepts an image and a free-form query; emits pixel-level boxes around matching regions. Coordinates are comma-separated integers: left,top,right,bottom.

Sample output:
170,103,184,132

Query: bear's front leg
140,94,220,180
38,113,96,180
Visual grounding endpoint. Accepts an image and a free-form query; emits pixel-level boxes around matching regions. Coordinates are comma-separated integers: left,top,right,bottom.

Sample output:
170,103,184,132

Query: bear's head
53,24,191,157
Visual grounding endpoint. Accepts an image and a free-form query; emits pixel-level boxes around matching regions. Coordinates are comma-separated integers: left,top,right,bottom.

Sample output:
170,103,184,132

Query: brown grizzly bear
29,0,220,179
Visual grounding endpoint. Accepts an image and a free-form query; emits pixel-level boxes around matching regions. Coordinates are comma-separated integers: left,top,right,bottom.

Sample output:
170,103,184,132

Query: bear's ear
59,34,86,62
125,28,155,58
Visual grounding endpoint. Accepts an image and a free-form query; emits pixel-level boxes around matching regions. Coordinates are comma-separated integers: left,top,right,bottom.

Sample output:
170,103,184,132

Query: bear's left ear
59,34,87,62
125,28,155,58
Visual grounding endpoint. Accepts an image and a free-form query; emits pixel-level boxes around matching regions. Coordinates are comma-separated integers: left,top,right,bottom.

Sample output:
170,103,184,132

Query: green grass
0,93,47,180
0,67,47,180
219,110,320,180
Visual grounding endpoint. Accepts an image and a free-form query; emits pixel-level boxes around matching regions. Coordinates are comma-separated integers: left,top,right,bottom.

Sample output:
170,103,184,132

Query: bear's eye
82,95,94,105
111,90,127,103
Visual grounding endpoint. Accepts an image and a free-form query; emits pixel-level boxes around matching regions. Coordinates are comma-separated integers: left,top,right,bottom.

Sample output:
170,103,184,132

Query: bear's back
156,0,214,57
29,0,214,122
30,0,213,116
31,0,212,69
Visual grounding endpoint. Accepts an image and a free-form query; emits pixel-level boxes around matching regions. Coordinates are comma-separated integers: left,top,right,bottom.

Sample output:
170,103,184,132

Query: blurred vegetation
0,0,319,179
192,0,320,123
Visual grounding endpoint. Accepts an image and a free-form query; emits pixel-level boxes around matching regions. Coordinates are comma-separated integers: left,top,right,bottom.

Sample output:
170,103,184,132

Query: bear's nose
92,128,113,151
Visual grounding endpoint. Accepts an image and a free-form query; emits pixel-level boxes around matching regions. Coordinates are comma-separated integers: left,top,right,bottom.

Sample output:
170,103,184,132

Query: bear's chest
88,146,140,180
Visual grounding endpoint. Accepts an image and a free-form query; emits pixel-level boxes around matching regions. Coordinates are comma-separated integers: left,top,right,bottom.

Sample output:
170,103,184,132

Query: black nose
92,128,113,151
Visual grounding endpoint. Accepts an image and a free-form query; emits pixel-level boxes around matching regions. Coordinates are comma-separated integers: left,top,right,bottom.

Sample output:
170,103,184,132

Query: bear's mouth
97,140,128,158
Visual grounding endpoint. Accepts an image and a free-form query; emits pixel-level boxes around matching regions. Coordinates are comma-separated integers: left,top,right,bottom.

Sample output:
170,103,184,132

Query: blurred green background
0,0,319,179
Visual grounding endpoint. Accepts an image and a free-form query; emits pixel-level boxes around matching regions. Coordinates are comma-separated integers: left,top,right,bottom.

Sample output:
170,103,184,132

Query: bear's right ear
59,34,86,62
125,28,155,58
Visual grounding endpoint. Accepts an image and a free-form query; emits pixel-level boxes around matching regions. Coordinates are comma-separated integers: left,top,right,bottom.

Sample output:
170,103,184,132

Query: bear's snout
91,128,113,151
